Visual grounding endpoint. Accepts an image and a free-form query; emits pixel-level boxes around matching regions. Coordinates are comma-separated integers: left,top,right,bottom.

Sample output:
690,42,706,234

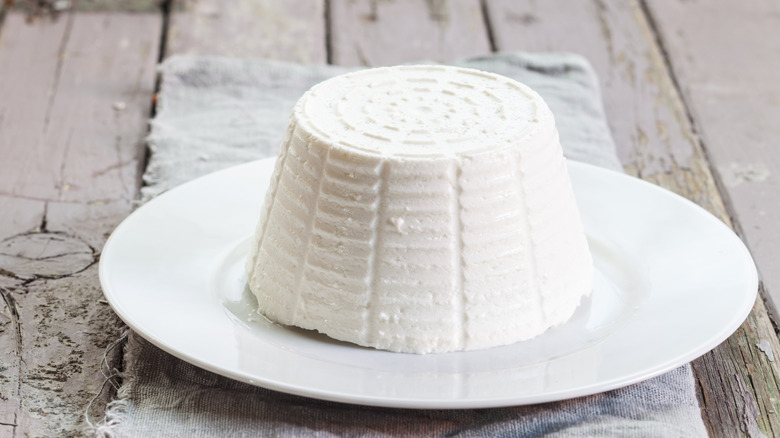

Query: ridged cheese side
246,66,592,354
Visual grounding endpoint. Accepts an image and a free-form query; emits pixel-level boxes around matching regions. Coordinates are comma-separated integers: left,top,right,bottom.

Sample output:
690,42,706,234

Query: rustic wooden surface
1,0,778,436
643,0,780,321
641,2,780,434
485,0,727,214
484,1,780,433
167,0,326,62
0,6,161,437
329,0,491,65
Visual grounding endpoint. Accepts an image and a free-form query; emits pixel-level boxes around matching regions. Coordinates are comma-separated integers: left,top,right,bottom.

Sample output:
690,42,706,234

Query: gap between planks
0,9,162,436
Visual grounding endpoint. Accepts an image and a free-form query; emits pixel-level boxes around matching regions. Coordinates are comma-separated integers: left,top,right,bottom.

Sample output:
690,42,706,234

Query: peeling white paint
721,162,771,187
756,339,775,362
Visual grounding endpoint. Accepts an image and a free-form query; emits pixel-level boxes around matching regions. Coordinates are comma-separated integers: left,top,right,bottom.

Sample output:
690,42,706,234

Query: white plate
99,158,757,409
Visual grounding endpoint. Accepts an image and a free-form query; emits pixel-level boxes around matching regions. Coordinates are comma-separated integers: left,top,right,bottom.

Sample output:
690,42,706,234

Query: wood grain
641,1,780,434
484,0,726,218
0,280,22,430
643,0,780,324
0,11,160,436
693,291,780,437
0,11,70,203
329,0,491,66
0,196,45,239
166,0,327,63
485,0,780,435
11,0,160,13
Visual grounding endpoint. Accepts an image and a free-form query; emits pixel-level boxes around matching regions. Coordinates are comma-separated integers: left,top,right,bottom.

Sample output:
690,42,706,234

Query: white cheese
245,65,593,354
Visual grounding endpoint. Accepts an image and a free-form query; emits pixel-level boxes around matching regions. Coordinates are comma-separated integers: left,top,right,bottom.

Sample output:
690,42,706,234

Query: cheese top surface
297,65,547,156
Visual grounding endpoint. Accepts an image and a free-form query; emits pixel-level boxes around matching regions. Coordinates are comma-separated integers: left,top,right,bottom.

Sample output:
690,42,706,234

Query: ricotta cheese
245,65,593,354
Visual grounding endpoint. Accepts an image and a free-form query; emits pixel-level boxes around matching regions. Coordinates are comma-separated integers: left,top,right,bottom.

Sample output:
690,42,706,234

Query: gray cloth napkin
96,54,707,437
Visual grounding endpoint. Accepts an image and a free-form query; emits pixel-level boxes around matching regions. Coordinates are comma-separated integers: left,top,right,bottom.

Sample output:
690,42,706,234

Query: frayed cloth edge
85,331,143,438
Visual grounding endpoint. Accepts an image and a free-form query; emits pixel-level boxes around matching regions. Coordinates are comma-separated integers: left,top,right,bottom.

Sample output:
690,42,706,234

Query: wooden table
1,1,779,436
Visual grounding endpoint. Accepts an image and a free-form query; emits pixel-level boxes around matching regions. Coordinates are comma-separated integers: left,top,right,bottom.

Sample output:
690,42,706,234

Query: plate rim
99,157,758,409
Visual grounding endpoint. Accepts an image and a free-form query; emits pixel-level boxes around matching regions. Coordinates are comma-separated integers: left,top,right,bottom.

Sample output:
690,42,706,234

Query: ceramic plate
99,158,757,409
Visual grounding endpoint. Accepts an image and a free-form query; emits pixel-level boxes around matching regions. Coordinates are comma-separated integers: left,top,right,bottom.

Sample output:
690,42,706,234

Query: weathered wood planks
642,1,780,434
10,0,160,13
0,12,74,434
485,0,727,216
167,0,327,62
484,0,780,435
0,10,161,436
695,292,780,436
644,0,780,322
329,0,491,66
166,0,490,65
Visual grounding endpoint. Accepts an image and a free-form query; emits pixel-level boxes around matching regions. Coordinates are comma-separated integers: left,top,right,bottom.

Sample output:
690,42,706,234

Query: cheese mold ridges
246,65,593,354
